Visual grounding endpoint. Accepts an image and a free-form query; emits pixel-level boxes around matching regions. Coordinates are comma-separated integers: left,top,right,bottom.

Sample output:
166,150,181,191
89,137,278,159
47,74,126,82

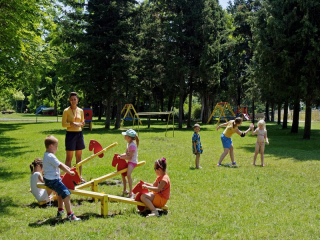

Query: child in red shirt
141,157,170,217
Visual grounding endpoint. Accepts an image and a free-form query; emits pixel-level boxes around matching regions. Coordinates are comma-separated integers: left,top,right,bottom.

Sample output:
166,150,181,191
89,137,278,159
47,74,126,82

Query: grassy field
0,118,320,239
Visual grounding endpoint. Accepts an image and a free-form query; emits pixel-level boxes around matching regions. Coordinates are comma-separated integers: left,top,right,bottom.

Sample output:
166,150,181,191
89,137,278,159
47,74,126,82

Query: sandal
122,190,129,196
146,210,159,218
129,193,135,199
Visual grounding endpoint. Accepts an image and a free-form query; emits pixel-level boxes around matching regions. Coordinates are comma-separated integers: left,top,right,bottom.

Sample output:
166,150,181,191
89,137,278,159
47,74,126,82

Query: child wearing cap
192,124,203,169
119,129,140,198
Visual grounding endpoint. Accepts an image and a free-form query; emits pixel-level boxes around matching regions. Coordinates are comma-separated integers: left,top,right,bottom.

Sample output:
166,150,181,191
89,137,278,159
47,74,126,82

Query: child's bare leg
57,195,63,209
127,164,135,194
121,175,127,193
195,154,200,168
253,143,259,165
260,144,265,166
62,195,72,213
75,150,83,177
229,145,235,163
218,148,230,164
141,193,156,211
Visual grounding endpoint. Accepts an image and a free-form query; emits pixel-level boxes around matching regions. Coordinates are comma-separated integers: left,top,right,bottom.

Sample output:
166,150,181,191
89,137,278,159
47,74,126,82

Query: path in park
0,118,61,122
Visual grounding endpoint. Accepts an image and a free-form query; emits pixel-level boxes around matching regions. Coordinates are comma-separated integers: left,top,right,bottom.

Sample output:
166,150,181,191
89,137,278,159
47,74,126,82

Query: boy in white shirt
43,135,80,221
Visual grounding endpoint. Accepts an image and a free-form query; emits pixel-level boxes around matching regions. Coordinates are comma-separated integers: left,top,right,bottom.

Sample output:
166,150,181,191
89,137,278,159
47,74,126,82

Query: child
192,123,203,169
141,157,170,217
30,158,53,202
43,135,81,221
216,117,254,166
252,120,269,166
119,129,139,199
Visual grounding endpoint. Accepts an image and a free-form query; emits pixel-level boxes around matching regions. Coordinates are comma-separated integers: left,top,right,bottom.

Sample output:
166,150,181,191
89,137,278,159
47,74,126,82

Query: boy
43,135,81,221
192,124,203,169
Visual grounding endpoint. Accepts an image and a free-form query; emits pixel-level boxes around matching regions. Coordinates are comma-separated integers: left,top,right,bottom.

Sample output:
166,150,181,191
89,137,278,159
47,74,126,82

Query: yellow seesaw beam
75,142,118,173
76,161,146,190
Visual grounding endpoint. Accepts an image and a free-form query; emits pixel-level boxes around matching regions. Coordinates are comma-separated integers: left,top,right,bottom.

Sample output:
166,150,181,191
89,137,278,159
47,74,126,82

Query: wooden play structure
207,102,236,124
235,106,251,120
37,140,168,217
121,104,174,137
121,104,143,126
83,108,93,131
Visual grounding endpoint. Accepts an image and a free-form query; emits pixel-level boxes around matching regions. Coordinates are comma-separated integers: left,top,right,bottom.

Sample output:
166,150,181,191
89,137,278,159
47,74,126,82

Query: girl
141,157,170,218
216,117,254,166
192,123,203,169
119,129,139,198
30,158,52,202
252,120,269,166
62,92,85,183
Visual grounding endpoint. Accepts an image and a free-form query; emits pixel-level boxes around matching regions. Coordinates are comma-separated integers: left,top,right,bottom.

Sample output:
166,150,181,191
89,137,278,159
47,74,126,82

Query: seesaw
37,163,168,217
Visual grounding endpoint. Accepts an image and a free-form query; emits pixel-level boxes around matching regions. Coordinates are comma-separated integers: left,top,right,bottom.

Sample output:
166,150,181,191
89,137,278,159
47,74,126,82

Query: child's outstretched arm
236,123,254,137
216,122,229,131
58,163,75,176
142,181,166,193
252,128,258,135
265,131,269,145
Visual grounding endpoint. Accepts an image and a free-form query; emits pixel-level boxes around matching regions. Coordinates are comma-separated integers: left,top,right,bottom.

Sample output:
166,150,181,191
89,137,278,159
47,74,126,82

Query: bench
250,113,265,120
1,111,14,114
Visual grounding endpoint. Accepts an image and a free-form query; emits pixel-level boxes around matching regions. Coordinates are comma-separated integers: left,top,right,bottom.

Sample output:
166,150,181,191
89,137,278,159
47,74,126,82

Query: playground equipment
121,104,142,126
207,102,236,125
121,104,174,137
61,167,81,190
75,142,118,174
89,140,105,158
37,141,168,217
132,180,149,211
236,106,251,120
83,108,93,131
112,154,128,177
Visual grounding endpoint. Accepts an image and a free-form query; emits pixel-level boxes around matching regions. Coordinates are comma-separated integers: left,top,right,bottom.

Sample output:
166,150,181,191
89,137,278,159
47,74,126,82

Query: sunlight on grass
0,120,320,239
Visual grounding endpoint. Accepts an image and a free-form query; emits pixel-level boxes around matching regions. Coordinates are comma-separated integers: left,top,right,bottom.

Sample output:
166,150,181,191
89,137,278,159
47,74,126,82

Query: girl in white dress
30,158,52,202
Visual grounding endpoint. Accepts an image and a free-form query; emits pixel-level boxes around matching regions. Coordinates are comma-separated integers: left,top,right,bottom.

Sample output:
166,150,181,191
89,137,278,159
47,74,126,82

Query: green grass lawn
0,119,320,239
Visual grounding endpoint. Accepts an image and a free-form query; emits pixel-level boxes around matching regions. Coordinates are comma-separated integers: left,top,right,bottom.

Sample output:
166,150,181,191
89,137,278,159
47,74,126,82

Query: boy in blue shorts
43,135,81,221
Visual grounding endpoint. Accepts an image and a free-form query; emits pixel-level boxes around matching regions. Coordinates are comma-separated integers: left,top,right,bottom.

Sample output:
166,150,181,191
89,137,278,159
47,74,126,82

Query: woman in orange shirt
62,92,85,182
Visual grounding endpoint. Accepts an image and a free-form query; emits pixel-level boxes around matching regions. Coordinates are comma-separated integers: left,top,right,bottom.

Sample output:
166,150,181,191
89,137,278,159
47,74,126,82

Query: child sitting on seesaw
43,135,81,221
141,157,170,217
252,120,269,166
30,158,53,203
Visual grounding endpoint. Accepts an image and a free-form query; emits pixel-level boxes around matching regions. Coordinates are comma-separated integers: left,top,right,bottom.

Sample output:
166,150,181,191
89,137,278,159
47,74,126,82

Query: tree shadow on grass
0,197,18,215
239,123,320,162
0,166,26,181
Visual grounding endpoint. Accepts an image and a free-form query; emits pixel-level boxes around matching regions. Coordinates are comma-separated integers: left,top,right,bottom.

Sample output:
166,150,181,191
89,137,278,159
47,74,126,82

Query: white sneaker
67,213,81,221
56,210,64,218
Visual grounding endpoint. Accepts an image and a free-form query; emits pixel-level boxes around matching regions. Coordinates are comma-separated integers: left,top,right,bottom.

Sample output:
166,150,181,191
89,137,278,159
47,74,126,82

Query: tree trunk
21,99,24,113
115,99,121,129
265,102,269,122
282,101,288,129
303,98,311,139
178,75,184,129
148,95,152,128
201,90,210,124
291,97,299,133
251,99,255,124
271,102,274,122
187,82,192,128
98,100,102,121
277,102,281,125
105,95,111,129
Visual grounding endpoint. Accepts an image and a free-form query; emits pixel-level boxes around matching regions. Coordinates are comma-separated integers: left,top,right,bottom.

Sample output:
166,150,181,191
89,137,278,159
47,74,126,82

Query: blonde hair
258,120,266,130
130,134,139,148
30,158,43,173
44,135,58,148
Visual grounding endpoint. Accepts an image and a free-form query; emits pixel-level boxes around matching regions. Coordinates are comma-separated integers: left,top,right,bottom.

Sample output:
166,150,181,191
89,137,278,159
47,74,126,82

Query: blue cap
122,129,136,137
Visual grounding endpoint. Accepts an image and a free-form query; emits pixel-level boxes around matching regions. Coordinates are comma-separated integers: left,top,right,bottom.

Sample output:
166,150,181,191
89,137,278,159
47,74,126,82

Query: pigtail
30,163,34,173
134,134,139,148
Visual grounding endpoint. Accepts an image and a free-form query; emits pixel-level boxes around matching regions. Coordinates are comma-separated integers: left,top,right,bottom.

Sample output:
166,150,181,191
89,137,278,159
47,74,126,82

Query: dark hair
233,117,242,128
154,157,167,172
44,135,58,148
69,92,79,99
30,158,43,173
